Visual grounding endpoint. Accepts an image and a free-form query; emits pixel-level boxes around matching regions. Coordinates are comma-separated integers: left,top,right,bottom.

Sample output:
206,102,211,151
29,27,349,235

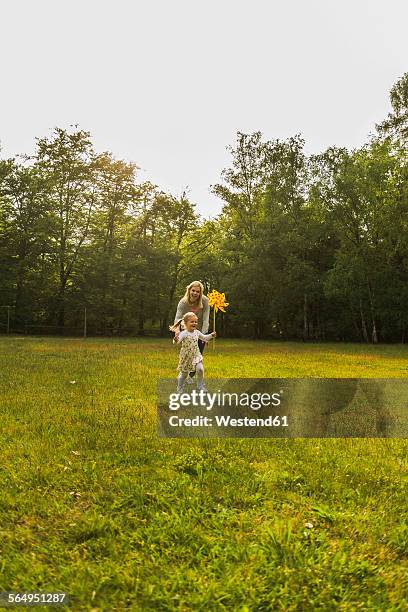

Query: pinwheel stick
213,308,216,350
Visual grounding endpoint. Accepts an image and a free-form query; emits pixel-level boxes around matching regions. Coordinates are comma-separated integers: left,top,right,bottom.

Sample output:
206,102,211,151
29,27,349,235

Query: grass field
0,336,407,611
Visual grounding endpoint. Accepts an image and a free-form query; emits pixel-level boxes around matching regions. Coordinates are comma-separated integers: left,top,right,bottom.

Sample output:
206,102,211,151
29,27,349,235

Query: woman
174,281,210,379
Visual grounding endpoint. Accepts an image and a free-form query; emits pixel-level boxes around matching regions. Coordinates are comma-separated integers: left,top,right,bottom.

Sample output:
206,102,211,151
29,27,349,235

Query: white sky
1,0,407,217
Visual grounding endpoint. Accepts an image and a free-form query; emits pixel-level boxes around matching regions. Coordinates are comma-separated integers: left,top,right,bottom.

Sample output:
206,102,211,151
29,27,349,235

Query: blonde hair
169,311,198,332
183,281,204,309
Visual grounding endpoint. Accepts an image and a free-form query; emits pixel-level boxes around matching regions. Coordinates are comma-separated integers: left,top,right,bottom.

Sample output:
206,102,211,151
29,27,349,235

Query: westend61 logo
157,378,408,439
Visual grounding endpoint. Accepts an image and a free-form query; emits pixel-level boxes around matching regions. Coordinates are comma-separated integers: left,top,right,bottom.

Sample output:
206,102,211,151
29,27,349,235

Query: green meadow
0,337,407,611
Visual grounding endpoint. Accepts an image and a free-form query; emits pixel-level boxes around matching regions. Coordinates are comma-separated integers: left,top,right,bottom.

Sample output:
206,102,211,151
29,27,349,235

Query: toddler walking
169,312,216,393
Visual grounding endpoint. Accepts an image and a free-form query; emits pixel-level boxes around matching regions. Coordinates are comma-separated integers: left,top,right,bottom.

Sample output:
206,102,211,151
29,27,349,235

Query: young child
169,312,216,393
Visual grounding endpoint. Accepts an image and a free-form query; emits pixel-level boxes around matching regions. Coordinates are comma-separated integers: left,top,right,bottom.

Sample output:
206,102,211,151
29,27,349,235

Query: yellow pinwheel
208,289,229,349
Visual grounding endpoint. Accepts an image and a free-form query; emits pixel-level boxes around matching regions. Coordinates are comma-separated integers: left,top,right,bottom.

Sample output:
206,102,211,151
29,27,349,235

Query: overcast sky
1,0,407,217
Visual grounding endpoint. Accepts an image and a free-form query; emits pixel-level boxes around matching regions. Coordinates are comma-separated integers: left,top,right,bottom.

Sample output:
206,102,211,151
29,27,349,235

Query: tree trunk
253,318,264,339
138,297,145,336
57,268,68,329
303,293,308,341
348,299,361,340
359,298,369,343
160,264,180,336
14,258,26,328
57,293,65,328
118,271,130,332
367,281,378,344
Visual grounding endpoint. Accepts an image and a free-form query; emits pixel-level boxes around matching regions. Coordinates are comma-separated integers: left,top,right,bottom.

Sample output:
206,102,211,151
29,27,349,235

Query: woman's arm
174,299,185,325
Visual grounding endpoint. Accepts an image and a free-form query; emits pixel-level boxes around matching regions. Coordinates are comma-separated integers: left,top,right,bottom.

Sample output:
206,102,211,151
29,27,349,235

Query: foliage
1,75,408,341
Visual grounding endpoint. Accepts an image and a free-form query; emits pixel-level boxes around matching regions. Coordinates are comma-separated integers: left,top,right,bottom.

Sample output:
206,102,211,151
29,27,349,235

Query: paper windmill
208,290,229,313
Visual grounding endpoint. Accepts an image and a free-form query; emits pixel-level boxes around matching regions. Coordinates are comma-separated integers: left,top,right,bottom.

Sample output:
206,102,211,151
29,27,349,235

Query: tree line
1,74,408,341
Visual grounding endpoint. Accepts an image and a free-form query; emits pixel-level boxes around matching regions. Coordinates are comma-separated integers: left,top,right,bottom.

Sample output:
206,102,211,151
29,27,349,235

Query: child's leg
195,362,205,390
177,371,189,392
189,341,206,379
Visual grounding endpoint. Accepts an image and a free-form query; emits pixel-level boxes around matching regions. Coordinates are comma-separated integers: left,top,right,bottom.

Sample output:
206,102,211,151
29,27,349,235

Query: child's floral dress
176,329,212,372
